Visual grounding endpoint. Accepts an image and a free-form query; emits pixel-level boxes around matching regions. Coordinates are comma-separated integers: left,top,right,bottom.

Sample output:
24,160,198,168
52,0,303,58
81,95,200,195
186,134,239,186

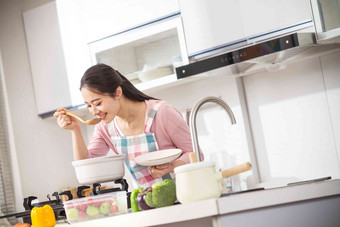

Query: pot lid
72,154,125,167
174,161,215,173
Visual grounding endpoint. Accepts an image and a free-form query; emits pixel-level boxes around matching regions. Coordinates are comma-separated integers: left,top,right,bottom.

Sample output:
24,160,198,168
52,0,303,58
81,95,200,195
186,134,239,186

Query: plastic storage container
63,191,127,223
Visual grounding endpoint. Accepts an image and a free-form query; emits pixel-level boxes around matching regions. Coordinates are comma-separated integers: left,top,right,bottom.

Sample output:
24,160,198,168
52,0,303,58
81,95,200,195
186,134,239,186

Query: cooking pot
72,155,125,185
174,161,251,204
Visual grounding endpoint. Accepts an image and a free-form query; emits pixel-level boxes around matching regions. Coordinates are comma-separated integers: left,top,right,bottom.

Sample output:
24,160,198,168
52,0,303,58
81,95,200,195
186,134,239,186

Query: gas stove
0,178,131,225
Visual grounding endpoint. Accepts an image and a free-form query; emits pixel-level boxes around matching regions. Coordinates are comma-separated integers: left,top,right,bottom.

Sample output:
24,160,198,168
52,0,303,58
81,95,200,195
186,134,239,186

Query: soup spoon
65,111,101,125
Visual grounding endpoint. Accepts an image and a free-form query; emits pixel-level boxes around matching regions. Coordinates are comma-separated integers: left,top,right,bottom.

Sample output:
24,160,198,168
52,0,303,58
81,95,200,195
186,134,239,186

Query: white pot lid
174,161,215,173
72,154,125,167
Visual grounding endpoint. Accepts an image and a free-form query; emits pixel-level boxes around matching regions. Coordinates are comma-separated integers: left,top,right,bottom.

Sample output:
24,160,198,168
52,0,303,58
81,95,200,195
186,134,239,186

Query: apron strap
144,101,165,133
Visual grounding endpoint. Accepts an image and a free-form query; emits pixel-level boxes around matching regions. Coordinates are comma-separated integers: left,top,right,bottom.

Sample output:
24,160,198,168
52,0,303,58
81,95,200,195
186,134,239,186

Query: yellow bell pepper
31,205,56,227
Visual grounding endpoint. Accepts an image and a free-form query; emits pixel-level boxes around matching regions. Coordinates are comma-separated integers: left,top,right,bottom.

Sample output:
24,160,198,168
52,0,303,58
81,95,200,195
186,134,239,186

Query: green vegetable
145,179,177,208
137,187,155,210
130,187,143,212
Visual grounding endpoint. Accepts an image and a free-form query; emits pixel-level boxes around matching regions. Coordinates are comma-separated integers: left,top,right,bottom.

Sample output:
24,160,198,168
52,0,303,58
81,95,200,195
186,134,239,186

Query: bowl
138,66,173,82
72,155,125,185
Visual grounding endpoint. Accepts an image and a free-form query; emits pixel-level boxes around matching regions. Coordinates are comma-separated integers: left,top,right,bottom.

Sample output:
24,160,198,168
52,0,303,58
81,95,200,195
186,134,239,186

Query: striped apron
108,101,172,188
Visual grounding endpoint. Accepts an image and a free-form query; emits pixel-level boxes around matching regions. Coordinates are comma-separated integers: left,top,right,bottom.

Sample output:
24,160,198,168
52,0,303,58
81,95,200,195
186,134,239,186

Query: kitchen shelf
88,12,188,88
135,74,177,91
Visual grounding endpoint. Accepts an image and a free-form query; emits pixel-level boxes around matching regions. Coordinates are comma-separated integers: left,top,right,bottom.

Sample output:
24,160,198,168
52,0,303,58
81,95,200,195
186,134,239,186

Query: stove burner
76,185,91,198
0,192,67,225
93,179,129,195
0,179,131,223
75,178,129,198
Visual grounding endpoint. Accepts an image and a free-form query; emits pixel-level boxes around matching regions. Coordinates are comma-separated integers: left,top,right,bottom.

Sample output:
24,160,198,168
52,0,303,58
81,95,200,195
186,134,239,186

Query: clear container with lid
63,191,127,223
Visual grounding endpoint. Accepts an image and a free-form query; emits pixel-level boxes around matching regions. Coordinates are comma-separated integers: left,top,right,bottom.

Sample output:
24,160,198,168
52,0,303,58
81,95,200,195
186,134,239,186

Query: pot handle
221,162,252,178
189,152,198,163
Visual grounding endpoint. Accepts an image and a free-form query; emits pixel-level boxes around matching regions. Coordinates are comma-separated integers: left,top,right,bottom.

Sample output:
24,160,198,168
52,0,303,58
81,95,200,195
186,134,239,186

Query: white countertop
62,178,340,227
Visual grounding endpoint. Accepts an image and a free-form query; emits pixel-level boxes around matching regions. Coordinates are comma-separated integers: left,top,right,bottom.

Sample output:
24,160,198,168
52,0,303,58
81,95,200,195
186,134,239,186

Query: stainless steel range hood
176,21,340,79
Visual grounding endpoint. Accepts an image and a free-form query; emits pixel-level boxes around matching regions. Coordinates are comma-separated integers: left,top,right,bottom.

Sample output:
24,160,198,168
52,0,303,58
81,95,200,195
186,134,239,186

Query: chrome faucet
189,96,236,162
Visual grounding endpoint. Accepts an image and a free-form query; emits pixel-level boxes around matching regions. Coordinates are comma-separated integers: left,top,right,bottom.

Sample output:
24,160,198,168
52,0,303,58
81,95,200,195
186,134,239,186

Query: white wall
243,50,340,185
0,0,86,211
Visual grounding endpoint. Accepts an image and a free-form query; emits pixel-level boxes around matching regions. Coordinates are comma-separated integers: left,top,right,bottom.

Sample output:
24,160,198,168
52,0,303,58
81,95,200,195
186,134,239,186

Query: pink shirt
87,100,196,164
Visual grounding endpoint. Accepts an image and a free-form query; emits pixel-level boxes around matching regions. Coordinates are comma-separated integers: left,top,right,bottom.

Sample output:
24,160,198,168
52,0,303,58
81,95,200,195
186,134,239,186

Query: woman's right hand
54,108,80,130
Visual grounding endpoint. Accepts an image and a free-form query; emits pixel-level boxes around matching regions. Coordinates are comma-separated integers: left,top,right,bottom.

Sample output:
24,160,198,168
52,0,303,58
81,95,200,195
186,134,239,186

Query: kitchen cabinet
179,0,313,58
57,0,181,44
23,1,73,115
310,0,340,42
239,0,312,37
88,14,188,91
178,0,244,57
23,0,182,117
61,178,340,227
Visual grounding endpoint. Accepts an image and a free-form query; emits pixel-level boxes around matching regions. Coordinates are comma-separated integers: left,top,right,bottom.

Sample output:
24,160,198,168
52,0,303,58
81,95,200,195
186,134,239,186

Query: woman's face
81,87,120,124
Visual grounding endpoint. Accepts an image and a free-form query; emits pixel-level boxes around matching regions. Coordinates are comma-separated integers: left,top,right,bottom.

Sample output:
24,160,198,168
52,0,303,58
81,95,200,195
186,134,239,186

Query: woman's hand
149,159,185,179
150,163,172,179
54,108,80,130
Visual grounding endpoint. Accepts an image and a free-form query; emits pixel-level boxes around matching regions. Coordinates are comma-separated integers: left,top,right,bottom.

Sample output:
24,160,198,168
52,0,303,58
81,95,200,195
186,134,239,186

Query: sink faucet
189,96,236,162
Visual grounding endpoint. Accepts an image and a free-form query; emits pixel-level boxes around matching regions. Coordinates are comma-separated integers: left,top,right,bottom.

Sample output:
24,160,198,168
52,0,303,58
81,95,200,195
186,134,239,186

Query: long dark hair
80,64,157,101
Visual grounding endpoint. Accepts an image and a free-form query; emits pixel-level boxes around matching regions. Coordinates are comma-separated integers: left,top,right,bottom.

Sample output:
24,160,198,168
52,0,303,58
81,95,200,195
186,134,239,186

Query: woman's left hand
149,160,185,179
150,163,172,179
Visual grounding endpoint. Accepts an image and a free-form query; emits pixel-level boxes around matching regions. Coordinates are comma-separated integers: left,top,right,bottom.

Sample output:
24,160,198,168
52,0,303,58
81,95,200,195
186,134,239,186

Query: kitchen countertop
61,178,340,227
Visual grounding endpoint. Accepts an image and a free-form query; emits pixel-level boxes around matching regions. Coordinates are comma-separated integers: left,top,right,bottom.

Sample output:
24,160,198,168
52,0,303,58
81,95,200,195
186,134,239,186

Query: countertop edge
217,179,340,214
64,179,340,227
69,198,219,227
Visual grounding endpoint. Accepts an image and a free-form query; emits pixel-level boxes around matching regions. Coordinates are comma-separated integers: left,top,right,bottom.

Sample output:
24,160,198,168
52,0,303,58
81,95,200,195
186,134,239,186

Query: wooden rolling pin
221,162,252,178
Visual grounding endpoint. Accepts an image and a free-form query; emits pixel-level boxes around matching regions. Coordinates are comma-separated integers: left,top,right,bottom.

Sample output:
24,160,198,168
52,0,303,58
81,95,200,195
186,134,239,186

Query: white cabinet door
23,1,71,114
179,0,312,56
239,0,313,37
57,0,180,44
179,0,244,56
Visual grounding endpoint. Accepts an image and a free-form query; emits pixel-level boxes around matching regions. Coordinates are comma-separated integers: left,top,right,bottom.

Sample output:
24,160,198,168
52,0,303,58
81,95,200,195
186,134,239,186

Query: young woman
54,63,197,187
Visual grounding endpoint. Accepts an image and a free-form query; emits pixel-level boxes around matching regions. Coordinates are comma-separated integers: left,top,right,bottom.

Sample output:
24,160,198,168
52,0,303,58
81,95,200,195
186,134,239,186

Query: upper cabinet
57,0,181,44
23,2,72,115
239,0,312,38
179,0,245,57
179,0,313,57
23,0,181,116
310,0,340,43
88,14,188,91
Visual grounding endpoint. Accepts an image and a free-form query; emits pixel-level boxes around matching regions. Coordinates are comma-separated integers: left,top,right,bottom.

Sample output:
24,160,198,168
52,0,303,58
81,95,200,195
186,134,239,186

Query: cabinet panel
57,0,180,44
23,1,71,114
310,0,340,42
179,0,244,56
179,0,312,57
239,0,312,37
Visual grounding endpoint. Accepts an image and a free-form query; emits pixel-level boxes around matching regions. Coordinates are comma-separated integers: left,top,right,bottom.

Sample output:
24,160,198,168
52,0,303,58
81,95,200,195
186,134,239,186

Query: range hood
176,21,340,79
